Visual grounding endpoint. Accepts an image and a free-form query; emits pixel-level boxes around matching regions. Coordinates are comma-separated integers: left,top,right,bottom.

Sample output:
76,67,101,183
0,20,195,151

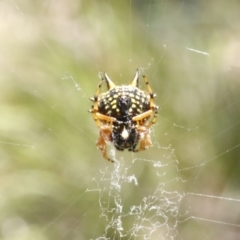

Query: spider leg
89,73,116,127
142,75,155,102
96,125,114,162
133,126,152,152
132,74,158,128
131,73,159,151
131,109,157,152
132,107,158,128
89,112,116,128
132,110,153,121
146,107,158,128
131,71,157,110
89,74,117,162
90,113,115,162
89,80,104,126
96,113,116,123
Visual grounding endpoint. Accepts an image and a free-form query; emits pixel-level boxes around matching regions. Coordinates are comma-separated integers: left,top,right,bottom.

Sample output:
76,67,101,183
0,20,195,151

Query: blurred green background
1,0,240,239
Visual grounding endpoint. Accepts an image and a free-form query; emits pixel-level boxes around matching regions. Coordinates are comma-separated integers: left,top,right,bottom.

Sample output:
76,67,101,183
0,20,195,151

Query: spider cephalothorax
89,70,158,162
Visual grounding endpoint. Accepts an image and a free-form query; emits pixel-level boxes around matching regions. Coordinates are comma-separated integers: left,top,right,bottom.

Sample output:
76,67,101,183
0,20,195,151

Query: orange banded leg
89,111,117,128
96,125,114,162
131,74,159,128
89,74,116,127
147,107,158,128
143,75,156,109
132,110,152,122
133,126,152,152
132,107,158,129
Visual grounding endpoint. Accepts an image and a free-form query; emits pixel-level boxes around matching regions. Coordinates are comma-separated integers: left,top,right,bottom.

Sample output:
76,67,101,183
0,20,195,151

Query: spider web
1,0,240,240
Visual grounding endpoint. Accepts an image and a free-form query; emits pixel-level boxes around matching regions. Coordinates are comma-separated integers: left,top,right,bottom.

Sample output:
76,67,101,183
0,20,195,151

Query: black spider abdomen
98,86,150,121
117,96,131,117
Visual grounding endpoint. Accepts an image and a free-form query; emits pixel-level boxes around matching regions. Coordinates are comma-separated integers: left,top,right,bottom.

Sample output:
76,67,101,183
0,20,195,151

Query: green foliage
1,0,240,239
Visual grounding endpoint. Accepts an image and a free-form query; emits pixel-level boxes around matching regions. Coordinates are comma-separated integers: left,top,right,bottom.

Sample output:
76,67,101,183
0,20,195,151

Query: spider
89,70,158,162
